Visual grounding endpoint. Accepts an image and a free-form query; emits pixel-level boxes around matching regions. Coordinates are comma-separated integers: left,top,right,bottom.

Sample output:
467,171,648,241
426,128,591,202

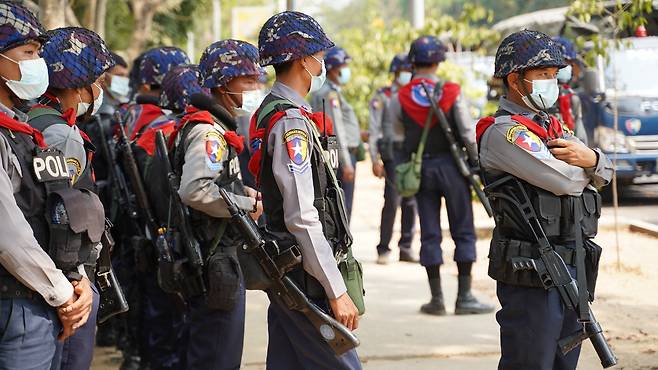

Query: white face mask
556,65,573,84
237,89,264,115
397,71,412,86
77,83,103,117
304,55,326,94
0,54,49,100
519,78,559,112
109,75,130,101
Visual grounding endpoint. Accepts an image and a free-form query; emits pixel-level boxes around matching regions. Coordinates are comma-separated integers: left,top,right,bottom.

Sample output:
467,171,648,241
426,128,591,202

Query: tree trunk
95,0,108,38
126,0,160,62
39,0,66,29
84,0,98,30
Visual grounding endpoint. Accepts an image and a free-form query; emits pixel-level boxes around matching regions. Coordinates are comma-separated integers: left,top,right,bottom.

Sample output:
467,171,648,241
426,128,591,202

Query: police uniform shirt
267,81,347,299
177,121,255,218
385,73,478,161
367,84,397,161
0,102,74,306
309,80,360,167
479,97,613,196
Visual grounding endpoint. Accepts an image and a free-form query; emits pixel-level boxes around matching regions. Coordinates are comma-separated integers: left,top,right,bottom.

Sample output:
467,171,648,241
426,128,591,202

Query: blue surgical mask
520,78,559,111
338,67,351,85
556,65,573,84
397,71,412,86
305,55,326,94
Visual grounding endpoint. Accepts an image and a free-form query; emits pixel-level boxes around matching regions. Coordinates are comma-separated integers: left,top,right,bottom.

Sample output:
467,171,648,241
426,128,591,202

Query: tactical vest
0,126,104,282
478,114,602,288
399,80,459,158
171,119,244,252
254,94,352,299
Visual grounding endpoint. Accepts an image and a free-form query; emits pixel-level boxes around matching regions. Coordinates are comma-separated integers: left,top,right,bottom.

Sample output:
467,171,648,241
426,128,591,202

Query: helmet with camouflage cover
494,30,566,79
199,39,261,88
324,46,350,71
0,2,46,52
160,64,208,112
258,11,334,66
389,53,411,73
408,35,447,65
41,27,115,89
138,46,190,85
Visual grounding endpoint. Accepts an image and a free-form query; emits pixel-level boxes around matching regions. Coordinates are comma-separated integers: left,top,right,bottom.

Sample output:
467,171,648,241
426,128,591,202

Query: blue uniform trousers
185,281,246,370
142,271,187,370
496,266,582,370
0,298,60,370
415,154,476,266
377,150,417,255
265,294,362,370
51,283,100,370
338,151,358,221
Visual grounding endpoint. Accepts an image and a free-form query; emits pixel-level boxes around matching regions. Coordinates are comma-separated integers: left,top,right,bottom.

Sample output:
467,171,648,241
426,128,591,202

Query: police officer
477,30,613,369
309,46,361,220
168,40,262,369
252,11,362,369
368,53,418,264
0,3,94,368
31,26,115,370
385,35,494,316
551,36,588,144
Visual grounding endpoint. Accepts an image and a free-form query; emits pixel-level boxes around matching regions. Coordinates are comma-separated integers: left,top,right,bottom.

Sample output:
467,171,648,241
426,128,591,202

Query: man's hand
250,200,263,221
547,139,598,168
329,293,359,331
342,166,355,183
372,161,385,178
243,186,260,200
57,295,77,341
59,278,93,330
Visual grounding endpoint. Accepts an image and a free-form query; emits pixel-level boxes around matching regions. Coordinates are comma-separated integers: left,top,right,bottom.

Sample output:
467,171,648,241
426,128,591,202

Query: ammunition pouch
156,230,205,300
206,246,241,311
584,239,603,301
47,188,105,279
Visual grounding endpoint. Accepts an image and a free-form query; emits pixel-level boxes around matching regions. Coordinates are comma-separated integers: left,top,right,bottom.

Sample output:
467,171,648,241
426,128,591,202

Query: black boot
399,248,418,263
455,275,495,315
420,278,446,315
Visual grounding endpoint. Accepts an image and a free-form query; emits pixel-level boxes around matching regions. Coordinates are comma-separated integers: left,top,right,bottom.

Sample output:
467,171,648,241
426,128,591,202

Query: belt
501,239,576,266
0,276,38,300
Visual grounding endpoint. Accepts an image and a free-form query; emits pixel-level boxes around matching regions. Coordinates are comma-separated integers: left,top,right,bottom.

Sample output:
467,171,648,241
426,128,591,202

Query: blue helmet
160,64,208,112
41,27,115,89
324,47,350,71
258,11,334,66
138,46,190,85
199,39,261,88
389,53,411,73
408,36,447,65
494,30,566,78
0,2,46,52
552,36,577,61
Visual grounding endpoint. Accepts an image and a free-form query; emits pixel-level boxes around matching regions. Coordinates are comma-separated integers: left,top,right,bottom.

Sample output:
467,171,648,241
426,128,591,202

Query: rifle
217,187,360,356
419,82,493,217
96,219,129,323
484,176,617,368
154,131,206,297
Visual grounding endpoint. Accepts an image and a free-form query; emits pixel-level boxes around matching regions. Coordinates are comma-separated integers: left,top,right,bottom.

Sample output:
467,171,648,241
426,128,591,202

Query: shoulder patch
506,125,550,159
205,131,227,172
284,128,310,173
66,157,82,184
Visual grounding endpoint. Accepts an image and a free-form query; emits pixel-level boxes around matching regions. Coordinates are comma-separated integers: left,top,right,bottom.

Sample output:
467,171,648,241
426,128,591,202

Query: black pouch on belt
583,239,603,301
206,245,241,311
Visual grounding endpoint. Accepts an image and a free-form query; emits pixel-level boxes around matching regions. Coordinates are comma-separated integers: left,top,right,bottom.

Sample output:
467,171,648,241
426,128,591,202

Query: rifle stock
217,188,360,355
419,82,493,217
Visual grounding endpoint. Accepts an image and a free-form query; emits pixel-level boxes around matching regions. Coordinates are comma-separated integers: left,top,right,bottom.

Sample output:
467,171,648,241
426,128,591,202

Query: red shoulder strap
0,111,47,148
475,116,495,144
510,114,564,141
558,93,575,131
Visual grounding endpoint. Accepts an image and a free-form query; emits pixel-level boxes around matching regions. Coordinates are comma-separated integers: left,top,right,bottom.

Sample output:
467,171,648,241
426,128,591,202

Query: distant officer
477,30,613,370
551,36,588,144
251,11,362,369
368,53,418,264
164,40,262,370
385,35,494,316
0,4,90,368
309,46,361,220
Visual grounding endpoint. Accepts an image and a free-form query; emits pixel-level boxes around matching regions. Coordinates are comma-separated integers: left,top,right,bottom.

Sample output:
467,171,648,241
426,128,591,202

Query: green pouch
395,152,422,198
339,250,365,315
355,141,366,162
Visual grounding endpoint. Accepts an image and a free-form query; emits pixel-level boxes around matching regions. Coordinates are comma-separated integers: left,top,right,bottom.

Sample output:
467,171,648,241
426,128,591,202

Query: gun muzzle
559,321,617,368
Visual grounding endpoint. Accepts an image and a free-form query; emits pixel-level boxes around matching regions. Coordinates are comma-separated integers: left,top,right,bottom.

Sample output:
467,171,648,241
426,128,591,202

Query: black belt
0,276,38,300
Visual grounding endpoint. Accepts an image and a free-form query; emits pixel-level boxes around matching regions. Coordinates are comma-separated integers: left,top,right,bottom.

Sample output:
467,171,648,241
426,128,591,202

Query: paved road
606,183,658,224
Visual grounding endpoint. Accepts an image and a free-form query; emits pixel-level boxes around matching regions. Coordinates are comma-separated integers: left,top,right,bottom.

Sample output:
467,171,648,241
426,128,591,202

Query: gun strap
207,220,228,257
415,82,439,164
574,200,589,322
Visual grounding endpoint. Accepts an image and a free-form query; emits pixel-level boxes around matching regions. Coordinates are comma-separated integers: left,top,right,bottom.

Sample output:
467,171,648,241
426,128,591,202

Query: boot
399,248,418,263
420,278,446,315
455,275,495,315
376,251,390,265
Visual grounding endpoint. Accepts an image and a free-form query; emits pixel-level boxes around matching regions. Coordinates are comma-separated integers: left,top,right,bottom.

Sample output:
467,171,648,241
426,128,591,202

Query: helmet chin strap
516,70,546,112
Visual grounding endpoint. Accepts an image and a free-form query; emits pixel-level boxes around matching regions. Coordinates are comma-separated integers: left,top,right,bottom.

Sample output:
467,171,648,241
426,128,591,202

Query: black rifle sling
574,200,589,322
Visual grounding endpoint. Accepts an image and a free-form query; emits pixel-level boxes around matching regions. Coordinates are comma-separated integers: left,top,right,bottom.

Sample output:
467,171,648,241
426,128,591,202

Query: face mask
237,89,264,115
91,84,103,116
338,67,351,85
77,84,103,117
520,78,559,111
556,65,573,84
0,54,49,100
397,71,412,86
109,75,130,100
304,55,326,94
